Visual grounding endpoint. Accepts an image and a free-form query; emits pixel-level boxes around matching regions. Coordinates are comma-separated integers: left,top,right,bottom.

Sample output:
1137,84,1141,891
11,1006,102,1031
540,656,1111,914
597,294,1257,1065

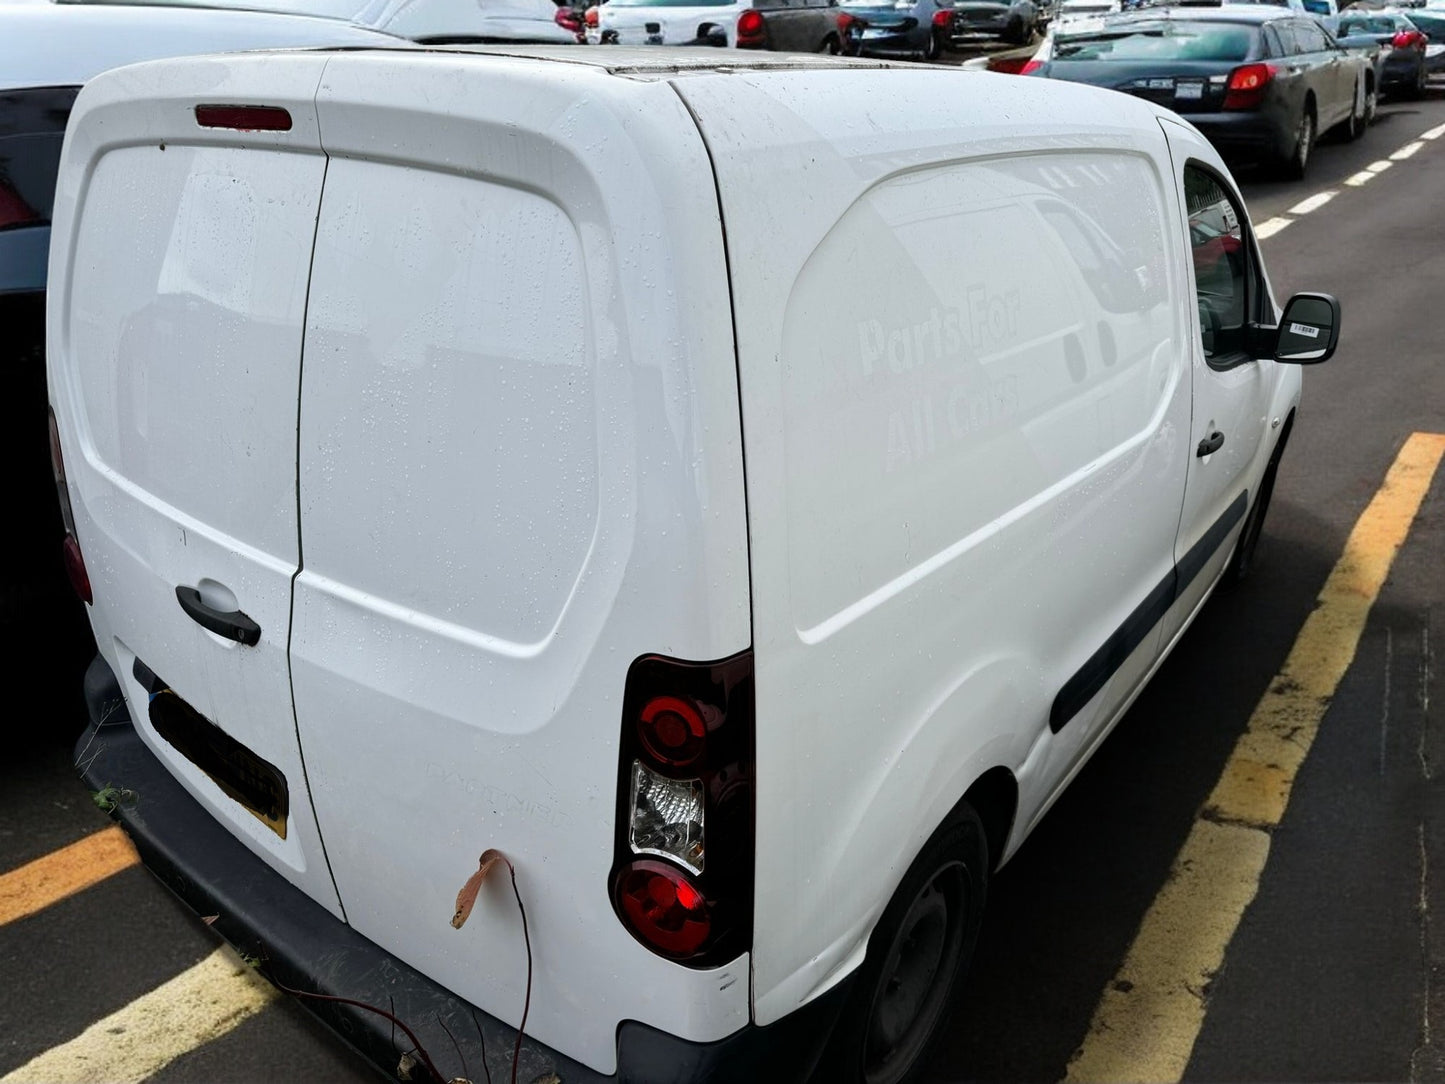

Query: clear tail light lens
630,761,705,873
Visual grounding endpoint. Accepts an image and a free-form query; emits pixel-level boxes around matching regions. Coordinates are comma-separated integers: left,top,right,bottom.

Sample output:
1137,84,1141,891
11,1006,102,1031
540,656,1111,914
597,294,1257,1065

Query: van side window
1184,165,1252,362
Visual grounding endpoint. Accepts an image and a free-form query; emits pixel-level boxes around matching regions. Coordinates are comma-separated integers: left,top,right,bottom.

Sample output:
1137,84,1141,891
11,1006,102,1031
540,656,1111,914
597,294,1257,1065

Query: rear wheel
924,29,943,60
1408,60,1428,100
1281,106,1314,180
819,32,842,53
820,807,988,1084
1344,77,1368,140
1005,14,1027,43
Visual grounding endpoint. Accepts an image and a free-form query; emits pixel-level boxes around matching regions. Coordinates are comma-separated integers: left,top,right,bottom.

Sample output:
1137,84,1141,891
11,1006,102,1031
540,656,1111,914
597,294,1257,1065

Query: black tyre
1408,60,1427,100
1281,106,1314,180
819,32,842,53
1005,14,1027,43
820,807,989,1084
1226,417,1291,585
924,29,943,60
1344,77,1367,141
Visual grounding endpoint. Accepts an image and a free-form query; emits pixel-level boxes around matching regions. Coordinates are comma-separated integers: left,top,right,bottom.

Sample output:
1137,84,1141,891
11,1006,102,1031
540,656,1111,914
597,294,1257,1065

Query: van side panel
674,71,1192,1024
47,56,344,914
288,55,752,1072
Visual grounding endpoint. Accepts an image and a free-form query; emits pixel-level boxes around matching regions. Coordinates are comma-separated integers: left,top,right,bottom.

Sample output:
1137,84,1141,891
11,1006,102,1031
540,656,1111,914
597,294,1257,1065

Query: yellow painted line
1253,216,1293,240
1287,190,1336,216
1065,432,1445,1084
0,826,138,927
1344,169,1377,188
1392,141,1425,162
0,946,276,1084
1422,122,1445,141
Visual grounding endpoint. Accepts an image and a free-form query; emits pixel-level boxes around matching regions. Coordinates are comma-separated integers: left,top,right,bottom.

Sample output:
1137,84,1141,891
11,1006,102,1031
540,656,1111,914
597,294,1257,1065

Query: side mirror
1273,291,1340,363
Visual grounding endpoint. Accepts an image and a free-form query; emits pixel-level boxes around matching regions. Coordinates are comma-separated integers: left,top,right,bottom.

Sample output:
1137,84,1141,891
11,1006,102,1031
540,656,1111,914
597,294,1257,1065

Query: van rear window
1054,21,1257,61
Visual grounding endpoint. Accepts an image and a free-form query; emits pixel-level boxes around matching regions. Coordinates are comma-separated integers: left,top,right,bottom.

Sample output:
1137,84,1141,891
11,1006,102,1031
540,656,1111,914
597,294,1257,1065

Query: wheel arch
960,765,1018,872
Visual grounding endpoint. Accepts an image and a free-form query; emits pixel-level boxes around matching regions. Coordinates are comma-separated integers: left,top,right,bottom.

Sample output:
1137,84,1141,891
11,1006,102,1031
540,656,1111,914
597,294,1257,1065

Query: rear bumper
76,653,850,1083
1185,109,1292,162
857,26,931,54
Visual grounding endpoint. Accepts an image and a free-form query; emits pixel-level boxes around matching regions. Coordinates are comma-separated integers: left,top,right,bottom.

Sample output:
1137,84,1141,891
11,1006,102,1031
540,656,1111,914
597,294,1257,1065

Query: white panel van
48,46,1339,1084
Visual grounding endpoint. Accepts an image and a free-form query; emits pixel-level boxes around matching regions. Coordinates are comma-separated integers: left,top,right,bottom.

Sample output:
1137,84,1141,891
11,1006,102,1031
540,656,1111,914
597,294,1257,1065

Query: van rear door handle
1197,431,1225,457
175,586,261,645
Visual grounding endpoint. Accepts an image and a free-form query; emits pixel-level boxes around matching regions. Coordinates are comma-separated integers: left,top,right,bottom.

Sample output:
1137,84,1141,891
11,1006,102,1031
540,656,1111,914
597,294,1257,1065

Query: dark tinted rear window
1,87,80,227
1054,20,1259,60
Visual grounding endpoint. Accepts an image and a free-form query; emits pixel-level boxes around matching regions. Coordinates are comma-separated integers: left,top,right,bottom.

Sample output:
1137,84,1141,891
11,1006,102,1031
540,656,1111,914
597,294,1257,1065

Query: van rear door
49,56,342,914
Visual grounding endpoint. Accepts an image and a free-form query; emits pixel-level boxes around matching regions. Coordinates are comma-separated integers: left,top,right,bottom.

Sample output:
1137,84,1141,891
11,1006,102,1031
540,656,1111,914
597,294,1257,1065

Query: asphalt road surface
4,82,1444,1084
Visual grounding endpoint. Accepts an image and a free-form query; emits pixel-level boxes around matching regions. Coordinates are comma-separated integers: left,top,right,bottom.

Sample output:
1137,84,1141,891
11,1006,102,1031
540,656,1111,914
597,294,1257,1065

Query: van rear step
76,655,848,1083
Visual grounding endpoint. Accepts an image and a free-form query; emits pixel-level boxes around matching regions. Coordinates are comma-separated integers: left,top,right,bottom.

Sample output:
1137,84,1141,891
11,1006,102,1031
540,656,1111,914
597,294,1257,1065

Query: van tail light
932,9,952,27
554,6,582,32
1223,62,1277,110
736,8,766,47
611,650,753,967
1019,57,1044,75
1393,29,1426,49
48,408,91,605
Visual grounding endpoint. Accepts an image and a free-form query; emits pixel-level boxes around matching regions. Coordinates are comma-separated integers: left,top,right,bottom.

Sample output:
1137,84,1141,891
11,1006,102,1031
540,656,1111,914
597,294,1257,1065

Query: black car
1030,6,1374,177
1327,10,1428,95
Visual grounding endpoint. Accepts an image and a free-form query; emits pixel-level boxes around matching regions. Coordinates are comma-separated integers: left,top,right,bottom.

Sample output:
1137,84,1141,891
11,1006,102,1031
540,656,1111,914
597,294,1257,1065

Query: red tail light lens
736,8,766,44
554,7,582,31
48,408,91,605
611,651,753,967
194,105,293,132
1223,62,1276,110
585,5,599,25
63,537,92,605
1392,29,1425,48
616,860,711,957
932,9,952,27
1019,57,1043,75
639,695,706,766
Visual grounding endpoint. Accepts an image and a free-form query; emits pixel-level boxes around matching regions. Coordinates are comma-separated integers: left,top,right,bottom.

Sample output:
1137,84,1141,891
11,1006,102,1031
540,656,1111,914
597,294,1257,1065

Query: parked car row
1016,0,1443,177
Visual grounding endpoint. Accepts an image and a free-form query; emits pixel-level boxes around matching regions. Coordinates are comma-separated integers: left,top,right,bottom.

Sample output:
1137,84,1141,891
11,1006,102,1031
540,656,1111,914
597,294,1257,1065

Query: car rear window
1337,14,1405,32
1054,20,1258,60
1403,11,1444,34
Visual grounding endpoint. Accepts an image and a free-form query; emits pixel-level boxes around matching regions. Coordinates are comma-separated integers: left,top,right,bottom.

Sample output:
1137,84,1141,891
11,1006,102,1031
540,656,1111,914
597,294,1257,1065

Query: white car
52,45,1338,1084
594,0,844,48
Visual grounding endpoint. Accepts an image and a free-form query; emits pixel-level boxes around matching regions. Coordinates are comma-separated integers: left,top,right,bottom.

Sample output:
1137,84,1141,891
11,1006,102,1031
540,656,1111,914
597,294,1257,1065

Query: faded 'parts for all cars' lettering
856,289,1025,376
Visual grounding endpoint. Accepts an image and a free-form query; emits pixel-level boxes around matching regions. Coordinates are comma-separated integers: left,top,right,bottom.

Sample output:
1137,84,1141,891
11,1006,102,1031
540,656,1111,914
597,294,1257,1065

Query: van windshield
1054,21,1257,60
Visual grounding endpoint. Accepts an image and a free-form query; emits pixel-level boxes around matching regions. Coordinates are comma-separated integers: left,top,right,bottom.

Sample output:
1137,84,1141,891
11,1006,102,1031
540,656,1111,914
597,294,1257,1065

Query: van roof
397,44,908,76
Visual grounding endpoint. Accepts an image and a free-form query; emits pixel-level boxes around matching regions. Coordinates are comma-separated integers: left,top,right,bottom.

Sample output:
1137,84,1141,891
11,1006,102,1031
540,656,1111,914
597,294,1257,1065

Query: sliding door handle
175,586,261,646
1197,431,1225,457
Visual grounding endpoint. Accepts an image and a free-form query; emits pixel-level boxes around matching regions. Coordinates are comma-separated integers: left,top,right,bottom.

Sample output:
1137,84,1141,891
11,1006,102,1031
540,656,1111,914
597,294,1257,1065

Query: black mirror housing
1274,291,1340,364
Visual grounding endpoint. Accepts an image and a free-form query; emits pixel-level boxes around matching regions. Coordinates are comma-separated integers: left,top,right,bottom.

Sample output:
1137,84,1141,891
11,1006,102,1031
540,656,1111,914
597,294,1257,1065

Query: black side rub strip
1050,490,1248,733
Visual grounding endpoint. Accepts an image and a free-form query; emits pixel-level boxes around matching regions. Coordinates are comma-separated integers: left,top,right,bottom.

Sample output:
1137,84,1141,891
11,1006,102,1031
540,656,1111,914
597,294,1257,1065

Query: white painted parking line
1421,123,1445,141
0,946,276,1084
1254,216,1294,239
1287,190,1336,216
1345,170,1378,188
1369,159,1395,173
1391,141,1425,161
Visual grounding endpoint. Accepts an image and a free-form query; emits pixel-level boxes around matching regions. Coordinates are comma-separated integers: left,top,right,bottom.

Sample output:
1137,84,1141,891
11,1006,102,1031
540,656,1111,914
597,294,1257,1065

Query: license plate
1175,81,1203,100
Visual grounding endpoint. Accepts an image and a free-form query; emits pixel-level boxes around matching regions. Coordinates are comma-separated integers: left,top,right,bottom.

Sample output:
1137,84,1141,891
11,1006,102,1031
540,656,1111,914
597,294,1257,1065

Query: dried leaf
201,914,220,926
451,848,509,930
